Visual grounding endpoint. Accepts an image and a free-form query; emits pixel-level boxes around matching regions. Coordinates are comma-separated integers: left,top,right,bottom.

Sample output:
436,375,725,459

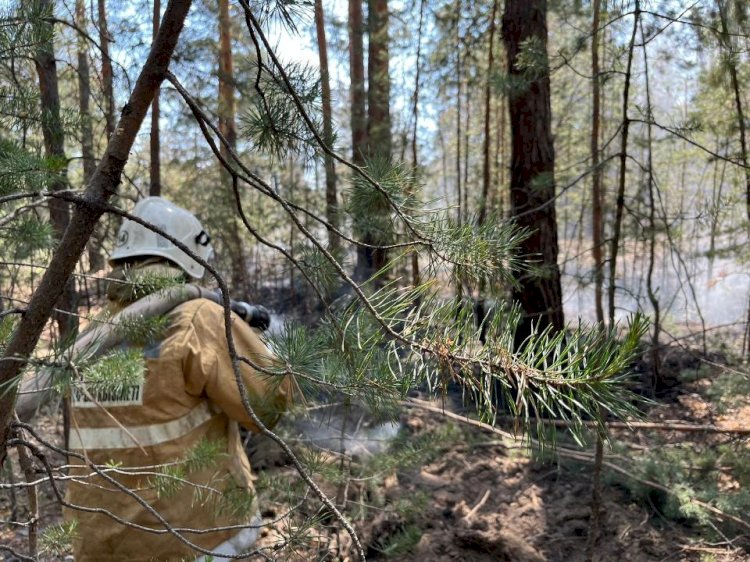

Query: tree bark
150,0,161,196
314,0,339,254
717,0,750,358
478,0,498,226
640,19,661,389
0,0,192,464
409,0,425,287
355,0,391,283
348,0,367,166
607,3,639,326
502,0,564,344
718,0,750,225
366,0,391,160
34,0,77,342
76,0,105,272
455,8,463,226
218,0,248,298
590,0,604,325
98,0,115,139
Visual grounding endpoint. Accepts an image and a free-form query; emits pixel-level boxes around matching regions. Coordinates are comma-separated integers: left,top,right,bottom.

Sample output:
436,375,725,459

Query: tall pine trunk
355,0,391,283
478,0,498,226
348,0,367,166
590,0,604,325
217,0,248,297
409,0,425,287
98,0,115,139
314,0,339,254
455,8,463,226
76,0,104,272
502,0,564,343
34,0,77,342
717,0,750,357
150,0,161,196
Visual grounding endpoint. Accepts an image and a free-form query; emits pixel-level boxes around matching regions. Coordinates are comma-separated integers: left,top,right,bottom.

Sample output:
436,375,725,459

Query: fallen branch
404,398,750,532
464,488,491,521
499,415,750,435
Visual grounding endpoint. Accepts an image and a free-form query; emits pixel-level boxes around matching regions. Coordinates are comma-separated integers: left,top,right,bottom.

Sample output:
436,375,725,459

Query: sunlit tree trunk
217,0,248,297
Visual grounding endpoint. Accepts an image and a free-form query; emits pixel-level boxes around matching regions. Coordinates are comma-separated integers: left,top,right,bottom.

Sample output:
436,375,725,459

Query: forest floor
2,344,750,561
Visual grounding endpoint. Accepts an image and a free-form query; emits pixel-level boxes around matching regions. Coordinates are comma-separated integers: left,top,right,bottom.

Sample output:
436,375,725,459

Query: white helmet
110,197,214,279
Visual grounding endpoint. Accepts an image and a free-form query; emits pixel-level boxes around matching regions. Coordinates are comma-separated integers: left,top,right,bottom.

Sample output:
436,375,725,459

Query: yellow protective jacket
64,292,294,561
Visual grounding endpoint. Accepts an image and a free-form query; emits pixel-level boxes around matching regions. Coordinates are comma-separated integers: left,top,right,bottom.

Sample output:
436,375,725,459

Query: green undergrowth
602,362,750,544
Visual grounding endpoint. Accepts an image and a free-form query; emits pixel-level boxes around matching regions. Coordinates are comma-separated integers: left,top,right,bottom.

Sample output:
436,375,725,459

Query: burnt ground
3,346,750,561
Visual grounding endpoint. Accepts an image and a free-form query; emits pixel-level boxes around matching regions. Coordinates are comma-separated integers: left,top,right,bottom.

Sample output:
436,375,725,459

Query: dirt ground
2,354,750,561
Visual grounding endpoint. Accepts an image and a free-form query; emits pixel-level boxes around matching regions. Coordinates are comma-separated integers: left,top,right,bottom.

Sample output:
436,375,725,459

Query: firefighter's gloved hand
232,301,271,331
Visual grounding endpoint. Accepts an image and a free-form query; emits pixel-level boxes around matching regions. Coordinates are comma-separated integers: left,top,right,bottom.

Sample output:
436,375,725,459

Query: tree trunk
150,0,161,196
478,0,498,226
718,0,750,224
0,0,192,464
76,0,105,272
717,0,750,358
640,19,661,388
355,0,391,283
409,0,425,287
348,0,367,166
463,86,470,223
314,0,339,254
502,0,564,344
218,0,248,297
366,0,391,160
455,9,463,226
34,0,77,342
607,3,639,326
590,0,604,325
98,0,115,139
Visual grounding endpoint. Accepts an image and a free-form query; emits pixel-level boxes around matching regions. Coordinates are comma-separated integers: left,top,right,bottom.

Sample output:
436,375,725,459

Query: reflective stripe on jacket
64,297,294,561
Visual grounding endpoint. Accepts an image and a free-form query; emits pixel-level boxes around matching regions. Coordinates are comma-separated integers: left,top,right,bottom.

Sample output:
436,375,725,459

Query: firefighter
64,197,294,561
